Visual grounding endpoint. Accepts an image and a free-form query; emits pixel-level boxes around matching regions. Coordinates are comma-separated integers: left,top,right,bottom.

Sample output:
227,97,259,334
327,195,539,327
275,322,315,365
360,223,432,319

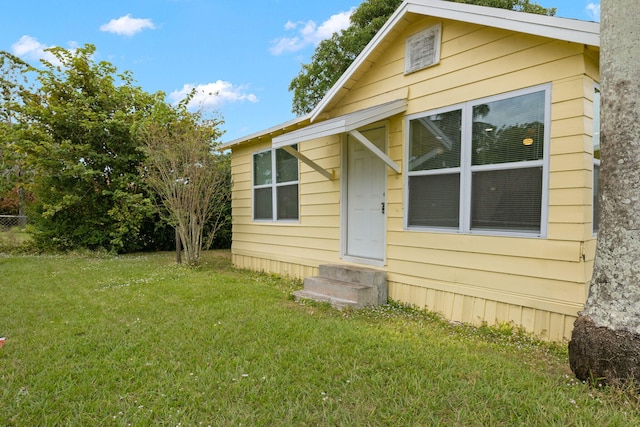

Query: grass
0,227,31,250
1,251,639,426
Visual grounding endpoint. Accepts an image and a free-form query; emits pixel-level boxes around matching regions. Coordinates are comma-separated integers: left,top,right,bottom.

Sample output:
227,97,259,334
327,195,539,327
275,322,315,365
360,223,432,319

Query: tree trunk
568,0,640,386
175,227,182,265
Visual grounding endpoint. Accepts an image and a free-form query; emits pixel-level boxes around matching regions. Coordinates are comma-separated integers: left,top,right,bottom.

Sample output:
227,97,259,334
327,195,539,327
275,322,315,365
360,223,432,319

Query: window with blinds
406,85,550,236
407,107,462,228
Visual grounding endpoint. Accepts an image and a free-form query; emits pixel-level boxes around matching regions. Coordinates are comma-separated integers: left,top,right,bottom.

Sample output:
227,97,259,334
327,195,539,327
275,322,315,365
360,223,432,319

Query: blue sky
1,1,600,143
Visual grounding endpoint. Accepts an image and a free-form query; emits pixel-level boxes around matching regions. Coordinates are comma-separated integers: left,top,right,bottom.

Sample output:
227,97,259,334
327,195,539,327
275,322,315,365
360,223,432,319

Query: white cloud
270,8,354,55
284,20,297,31
585,3,600,20
314,10,353,40
11,35,61,65
100,14,156,37
169,81,258,110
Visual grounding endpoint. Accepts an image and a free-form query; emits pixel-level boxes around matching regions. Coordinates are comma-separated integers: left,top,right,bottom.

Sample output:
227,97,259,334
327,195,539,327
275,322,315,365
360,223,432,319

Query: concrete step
304,276,378,306
295,264,388,310
319,264,386,288
293,290,360,309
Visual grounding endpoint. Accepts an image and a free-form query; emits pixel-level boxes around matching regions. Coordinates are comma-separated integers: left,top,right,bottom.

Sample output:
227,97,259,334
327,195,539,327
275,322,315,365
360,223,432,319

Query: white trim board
272,99,407,148
310,0,599,122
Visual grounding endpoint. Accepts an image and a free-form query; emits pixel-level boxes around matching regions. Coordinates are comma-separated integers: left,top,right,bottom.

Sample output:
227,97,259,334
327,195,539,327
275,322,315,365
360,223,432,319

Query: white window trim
405,102,466,231
404,84,551,238
252,147,300,223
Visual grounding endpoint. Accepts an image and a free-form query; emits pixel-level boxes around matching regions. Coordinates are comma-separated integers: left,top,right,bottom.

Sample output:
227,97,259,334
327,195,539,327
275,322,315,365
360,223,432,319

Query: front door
345,127,386,261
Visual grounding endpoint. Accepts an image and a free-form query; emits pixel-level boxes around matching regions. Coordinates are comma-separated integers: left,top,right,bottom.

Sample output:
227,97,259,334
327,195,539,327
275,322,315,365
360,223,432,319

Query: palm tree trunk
568,0,640,385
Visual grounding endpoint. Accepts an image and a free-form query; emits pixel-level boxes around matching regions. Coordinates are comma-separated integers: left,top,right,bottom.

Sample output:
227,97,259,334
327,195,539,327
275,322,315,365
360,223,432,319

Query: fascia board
310,2,411,122
274,99,408,149
406,2,600,46
310,0,599,123
344,99,408,132
221,113,311,149
272,117,347,148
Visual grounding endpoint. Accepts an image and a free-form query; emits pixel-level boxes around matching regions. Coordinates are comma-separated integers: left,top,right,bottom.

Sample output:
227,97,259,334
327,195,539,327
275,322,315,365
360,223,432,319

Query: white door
346,127,386,261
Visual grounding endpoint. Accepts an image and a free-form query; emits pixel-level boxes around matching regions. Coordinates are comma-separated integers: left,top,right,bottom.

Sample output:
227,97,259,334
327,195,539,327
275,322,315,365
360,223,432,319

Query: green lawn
1,251,638,426
0,228,30,249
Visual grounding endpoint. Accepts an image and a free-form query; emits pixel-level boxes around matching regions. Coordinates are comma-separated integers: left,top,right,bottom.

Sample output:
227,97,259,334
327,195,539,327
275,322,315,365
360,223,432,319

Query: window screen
253,145,299,221
406,85,549,235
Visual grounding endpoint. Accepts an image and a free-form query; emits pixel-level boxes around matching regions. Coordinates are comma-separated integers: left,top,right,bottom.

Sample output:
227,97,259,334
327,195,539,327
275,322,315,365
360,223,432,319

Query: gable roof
223,0,600,148
311,0,600,120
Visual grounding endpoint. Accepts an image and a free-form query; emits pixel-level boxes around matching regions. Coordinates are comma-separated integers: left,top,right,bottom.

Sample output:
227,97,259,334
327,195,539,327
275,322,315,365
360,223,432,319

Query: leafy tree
14,44,161,252
450,0,555,15
0,52,33,222
289,0,402,116
140,100,229,265
289,0,555,115
568,0,640,386
205,151,232,250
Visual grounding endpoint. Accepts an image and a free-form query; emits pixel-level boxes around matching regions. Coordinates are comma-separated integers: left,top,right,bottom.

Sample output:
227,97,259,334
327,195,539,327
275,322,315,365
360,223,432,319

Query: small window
405,24,442,74
253,145,299,221
406,85,549,236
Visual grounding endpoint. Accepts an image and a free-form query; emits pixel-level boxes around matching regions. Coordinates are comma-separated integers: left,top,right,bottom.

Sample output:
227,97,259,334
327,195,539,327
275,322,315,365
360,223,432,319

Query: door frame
340,123,388,267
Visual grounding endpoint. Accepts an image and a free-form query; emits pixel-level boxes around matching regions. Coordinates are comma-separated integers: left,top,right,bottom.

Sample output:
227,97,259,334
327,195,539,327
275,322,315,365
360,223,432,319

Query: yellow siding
231,135,344,269
229,16,599,341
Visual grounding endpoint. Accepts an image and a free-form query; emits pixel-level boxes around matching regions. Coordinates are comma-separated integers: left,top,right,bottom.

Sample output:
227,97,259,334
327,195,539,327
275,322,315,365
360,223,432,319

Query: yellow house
222,0,600,341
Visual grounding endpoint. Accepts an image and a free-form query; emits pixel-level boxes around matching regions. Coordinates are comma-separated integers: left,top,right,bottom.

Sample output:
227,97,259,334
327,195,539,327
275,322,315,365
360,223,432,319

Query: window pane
472,91,545,166
254,187,273,220
253,151,272,185
471,167,542,232
276,145,298,183
409,109,462,171
593,163,600,232
276,184,299,220
408,174,460,227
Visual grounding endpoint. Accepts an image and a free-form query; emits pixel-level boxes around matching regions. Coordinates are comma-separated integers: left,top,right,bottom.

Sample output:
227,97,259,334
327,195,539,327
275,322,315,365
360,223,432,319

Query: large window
406,85,549,235
253,145,299,221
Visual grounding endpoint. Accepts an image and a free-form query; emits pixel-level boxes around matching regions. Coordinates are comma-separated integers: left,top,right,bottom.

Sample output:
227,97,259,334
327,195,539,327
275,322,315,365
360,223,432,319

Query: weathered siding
229,16,600,341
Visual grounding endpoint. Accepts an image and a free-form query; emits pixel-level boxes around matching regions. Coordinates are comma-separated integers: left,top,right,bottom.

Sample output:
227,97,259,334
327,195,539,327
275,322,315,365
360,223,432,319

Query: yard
0,227,30,249
1,251,638,426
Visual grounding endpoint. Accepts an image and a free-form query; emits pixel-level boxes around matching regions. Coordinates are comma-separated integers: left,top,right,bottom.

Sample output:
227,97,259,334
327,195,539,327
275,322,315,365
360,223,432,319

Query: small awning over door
272,99,407,179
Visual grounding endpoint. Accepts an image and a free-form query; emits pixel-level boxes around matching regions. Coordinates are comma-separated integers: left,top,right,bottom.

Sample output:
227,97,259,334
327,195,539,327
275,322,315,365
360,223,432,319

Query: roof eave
221,113,312,149
310,0,600,122
408,1,600,46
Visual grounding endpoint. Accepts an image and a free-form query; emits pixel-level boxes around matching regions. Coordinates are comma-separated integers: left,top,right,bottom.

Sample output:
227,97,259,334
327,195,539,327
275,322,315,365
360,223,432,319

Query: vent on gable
405,24,442,74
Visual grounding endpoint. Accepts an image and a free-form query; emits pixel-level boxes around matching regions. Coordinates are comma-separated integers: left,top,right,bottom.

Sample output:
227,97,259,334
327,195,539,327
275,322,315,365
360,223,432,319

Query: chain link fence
0,215,28,230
